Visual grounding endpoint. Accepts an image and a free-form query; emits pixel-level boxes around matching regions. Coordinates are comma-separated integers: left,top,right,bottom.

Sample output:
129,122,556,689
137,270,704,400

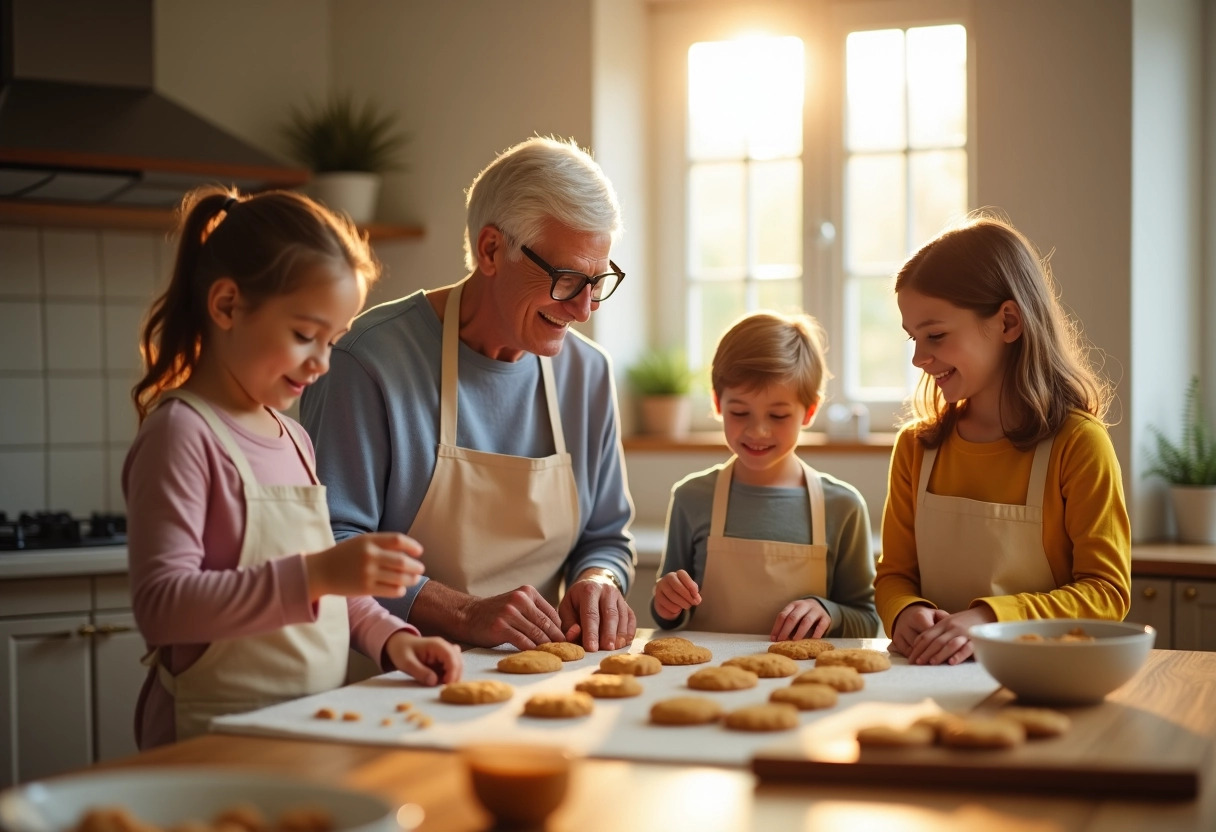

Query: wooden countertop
83,648,1216,832
1131,543,1216,579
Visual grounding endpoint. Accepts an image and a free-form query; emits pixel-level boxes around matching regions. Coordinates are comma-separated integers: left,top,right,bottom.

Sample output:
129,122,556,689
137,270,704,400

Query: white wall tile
42,230,102,297
102,231,159,299
0,301,44,371
0,228,42,296
107,445,129,514
107,376,139,444
104,302,147,371
0,449,47,515
45,303,103,371
48,377,105,444
48,447,106,515
0,377,46,445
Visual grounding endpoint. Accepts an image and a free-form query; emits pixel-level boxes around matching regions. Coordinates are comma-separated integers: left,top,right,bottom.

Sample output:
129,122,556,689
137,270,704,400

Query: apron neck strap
919,436,1054,509
159,389,258,485
710,456,825,544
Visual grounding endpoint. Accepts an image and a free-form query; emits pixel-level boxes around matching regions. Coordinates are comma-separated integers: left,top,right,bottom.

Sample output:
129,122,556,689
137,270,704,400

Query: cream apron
694,457,828,635
915,437,1059,613
407,281,580,605
143,390,349,741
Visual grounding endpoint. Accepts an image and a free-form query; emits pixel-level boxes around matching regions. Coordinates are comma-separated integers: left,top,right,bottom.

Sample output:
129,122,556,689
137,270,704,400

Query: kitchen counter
1130,542,1216,579
0,546,128,579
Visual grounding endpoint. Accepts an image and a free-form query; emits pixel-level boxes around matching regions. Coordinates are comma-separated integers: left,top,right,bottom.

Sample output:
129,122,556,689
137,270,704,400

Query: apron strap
439,280,566,455
917,444,938,506
158,390,258,486
709,457,735,537
277,412,320,485
1024,438,1052,509
798,458,827,547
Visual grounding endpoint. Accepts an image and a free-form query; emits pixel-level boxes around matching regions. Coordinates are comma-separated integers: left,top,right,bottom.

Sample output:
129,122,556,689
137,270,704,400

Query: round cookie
497,650,563,674
997,706,1071,738
575,674,643,698
522,692,594,718
687,665,759,691
650,696,725,726
769,682,838,711
814,648,891,673
599,653,662,676
940,717,1026,749
768,639,836,660
438,680,515,705
724,703,799,732
644,638,713,666
643,636,693,655
912,712,967,740
723,653,799,678
856,724,936,748
792,666,864,692
534,642,586,661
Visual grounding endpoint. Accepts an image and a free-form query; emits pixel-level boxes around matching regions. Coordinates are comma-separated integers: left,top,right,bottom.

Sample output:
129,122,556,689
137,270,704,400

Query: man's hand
558,571,636,652
456,585,566,650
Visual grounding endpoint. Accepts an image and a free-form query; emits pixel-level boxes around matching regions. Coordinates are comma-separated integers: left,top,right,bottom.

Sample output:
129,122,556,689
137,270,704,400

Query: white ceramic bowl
969,619,1155,706
0,768,398,832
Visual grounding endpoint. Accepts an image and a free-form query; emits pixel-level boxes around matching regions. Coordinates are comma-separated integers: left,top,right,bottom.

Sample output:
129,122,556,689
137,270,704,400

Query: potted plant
1146,375,1216,543
627,348,694,438
281,93,411,224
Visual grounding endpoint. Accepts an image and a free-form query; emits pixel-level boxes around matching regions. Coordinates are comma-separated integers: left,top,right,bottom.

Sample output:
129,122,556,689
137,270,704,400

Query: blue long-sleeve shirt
300,290,637,624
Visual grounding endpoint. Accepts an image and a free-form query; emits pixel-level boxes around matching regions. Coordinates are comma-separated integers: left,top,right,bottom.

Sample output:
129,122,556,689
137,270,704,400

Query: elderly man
301,136,637,652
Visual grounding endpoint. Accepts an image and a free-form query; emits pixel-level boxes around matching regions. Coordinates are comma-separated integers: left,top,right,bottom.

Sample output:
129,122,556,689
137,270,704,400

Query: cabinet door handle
76,624,97,636
1142,586,1157,599
96,624,134,635
1183,586,1199,601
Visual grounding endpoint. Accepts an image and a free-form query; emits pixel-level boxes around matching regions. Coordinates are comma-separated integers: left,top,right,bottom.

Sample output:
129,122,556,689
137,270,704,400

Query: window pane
689,37,804,161
846,29,906,151
689,162,746,277
851,275,908,395
910,149,968,248
690,281,746,369
751,159,802,274
907,25,967,149
757,278,803,315
845,153,907,274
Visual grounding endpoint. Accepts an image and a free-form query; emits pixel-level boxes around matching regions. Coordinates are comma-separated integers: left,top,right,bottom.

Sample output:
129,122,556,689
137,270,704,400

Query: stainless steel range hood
0,0,308,208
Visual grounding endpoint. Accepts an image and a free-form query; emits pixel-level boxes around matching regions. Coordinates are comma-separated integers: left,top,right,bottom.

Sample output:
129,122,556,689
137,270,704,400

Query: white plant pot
308,171,381,225
1169,485,1216,544
640,395,691,438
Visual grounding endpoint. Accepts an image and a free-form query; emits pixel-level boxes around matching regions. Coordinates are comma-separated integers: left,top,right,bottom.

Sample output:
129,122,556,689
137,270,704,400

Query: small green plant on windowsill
627,348,694,438
1146,375,1216,544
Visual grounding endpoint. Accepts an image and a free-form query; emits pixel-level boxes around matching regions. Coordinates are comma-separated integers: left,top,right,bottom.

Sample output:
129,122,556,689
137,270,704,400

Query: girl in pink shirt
124,186,462,748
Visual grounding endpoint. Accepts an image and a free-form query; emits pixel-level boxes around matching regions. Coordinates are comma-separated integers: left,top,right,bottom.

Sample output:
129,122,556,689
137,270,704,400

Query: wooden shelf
622,430,896,454
0,199,424,240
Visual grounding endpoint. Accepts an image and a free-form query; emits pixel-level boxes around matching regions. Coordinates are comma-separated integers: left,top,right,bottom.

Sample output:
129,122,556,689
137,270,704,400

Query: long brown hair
132,186,380,422
895,214,1111,449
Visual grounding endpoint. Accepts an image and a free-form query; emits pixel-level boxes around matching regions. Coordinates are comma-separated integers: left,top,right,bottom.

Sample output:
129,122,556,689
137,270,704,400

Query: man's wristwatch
581,571,624,593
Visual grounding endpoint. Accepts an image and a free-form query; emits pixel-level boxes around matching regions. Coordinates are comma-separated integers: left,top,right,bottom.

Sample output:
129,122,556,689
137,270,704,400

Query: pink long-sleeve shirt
123,397,417,748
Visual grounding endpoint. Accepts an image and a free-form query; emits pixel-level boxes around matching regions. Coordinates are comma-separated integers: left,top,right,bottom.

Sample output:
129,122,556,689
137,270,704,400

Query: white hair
463,136,623,271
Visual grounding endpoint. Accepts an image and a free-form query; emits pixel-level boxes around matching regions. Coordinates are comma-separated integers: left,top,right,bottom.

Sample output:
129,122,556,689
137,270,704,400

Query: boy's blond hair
711,311,829,408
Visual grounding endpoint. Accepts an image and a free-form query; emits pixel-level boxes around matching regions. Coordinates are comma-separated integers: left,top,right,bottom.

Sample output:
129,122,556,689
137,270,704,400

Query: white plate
0,768,397,832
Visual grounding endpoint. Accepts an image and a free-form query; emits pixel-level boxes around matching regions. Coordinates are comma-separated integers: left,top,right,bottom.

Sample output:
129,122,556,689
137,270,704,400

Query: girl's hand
305,533,425,601
653,569,701,620
770,599,832,641
905,606,997,665
384,631,463,686
889,604,946,656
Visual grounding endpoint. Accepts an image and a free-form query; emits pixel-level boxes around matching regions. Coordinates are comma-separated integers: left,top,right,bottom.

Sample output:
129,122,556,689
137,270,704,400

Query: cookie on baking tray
769,683,838,711
575,674,643,699
687,665,759,691
497,650,563,674
768,639,835,660
723,653,799,678
856,723,937,748
911,712,967,741
995,706,1071,738
649,696,725,726
724,703,799,732
534,642,586,662
643,636,713,666
523,692,595,718
599,653,662,676
814,648,891,673
792,666,864,692
439,680,515,705
939,717,1026,749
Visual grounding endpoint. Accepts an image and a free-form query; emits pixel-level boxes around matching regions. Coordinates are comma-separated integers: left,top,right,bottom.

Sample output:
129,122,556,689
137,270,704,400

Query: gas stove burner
0,511,127,551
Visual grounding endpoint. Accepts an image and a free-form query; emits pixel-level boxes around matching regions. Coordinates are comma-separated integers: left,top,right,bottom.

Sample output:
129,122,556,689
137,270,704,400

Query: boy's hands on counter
770,598,832,641
653,569,702,620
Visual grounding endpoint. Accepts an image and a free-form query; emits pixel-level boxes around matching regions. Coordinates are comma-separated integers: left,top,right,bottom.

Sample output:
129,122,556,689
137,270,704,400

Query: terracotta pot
308,171,381,224
639,395,691,438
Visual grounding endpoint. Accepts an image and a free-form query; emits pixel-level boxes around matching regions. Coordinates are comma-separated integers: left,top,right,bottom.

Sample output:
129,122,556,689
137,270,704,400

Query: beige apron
407,281,580,605
694,456,828,635
915,437,1059,613
143,390,349,741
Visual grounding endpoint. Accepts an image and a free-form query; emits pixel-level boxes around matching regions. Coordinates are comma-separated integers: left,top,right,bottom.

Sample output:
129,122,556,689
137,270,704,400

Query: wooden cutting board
752,650,1215,799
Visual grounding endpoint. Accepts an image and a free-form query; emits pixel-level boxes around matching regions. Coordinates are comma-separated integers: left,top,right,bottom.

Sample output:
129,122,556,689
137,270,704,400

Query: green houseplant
1146,375,1216,542
627,348,694,438
281,93,411,224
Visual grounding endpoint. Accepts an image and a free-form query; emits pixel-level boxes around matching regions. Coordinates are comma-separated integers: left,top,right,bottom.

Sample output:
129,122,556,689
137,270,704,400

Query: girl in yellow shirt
877,215,1131,666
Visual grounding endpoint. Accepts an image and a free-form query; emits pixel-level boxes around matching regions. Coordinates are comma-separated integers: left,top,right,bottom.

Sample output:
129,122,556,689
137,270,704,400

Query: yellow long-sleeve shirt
876,410,1131,635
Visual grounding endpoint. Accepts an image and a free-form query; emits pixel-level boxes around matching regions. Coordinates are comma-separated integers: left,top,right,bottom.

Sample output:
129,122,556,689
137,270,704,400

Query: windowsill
622,430,896,454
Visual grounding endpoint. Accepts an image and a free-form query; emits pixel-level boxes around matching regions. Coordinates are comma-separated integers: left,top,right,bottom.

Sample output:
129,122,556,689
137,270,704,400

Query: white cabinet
0,574,143,787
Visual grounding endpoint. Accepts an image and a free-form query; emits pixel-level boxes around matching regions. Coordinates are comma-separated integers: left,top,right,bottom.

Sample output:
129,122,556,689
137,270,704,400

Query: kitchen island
81,645,1215,832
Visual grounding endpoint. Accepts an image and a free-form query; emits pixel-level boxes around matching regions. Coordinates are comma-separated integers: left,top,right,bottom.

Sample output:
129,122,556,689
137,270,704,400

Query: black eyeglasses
521,245,625,302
